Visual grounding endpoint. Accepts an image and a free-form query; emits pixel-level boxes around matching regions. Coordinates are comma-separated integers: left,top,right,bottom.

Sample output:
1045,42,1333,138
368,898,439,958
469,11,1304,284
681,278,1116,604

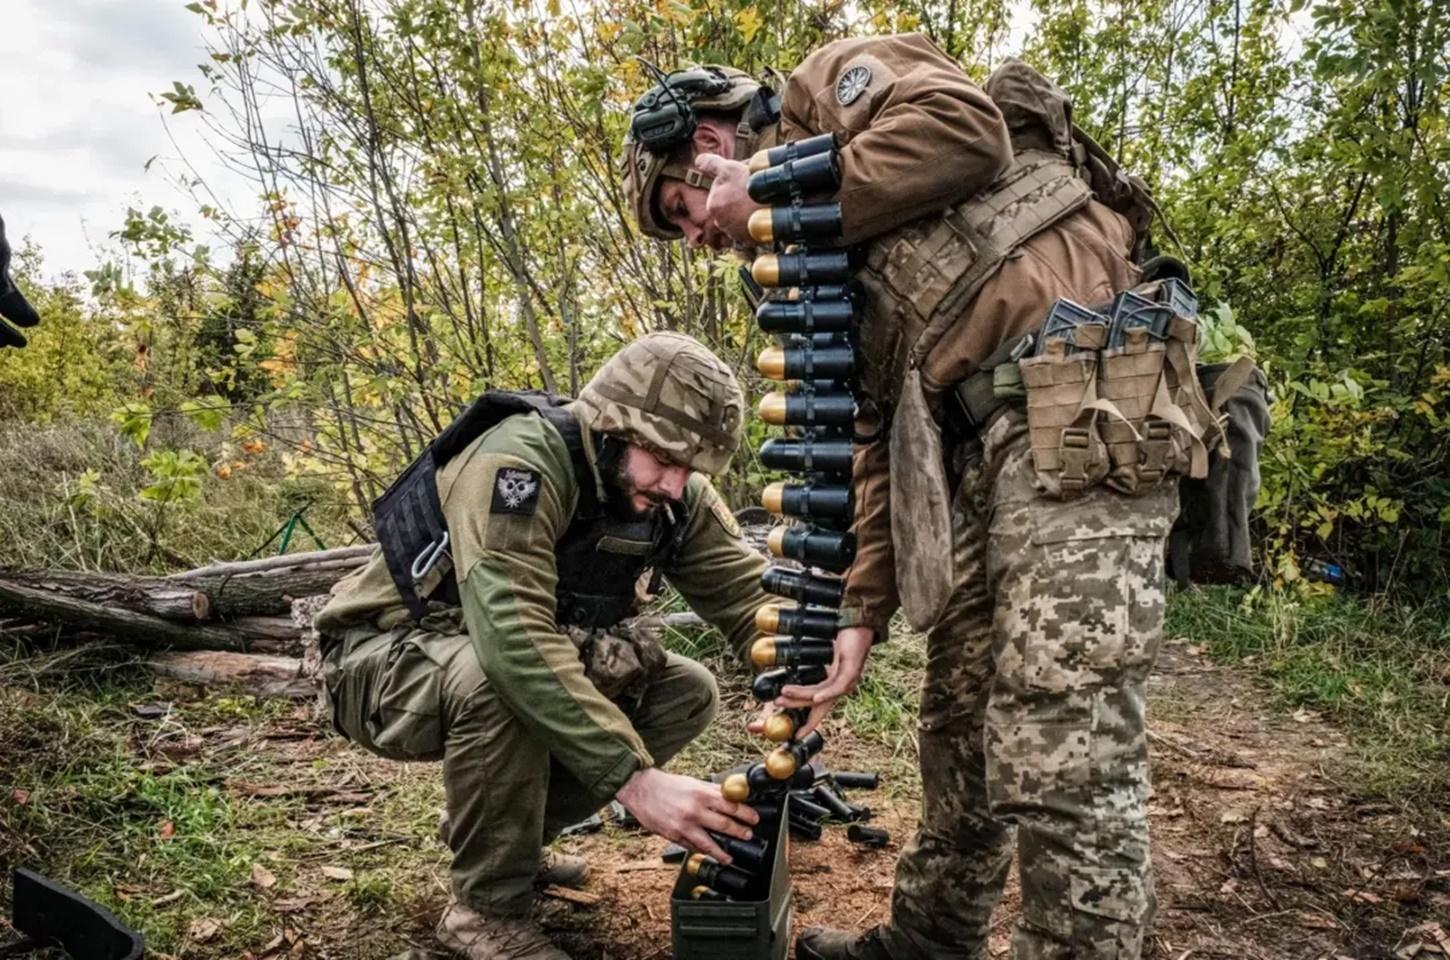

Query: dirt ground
2,637,1447,960
539,641,1450,960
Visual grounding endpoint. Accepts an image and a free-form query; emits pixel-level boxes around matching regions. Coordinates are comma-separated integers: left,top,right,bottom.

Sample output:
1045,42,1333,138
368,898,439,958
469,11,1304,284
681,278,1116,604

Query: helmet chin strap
660,163,715,191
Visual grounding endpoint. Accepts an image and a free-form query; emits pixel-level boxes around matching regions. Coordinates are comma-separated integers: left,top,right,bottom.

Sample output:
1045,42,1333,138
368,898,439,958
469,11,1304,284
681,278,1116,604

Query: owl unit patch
492,467,541,515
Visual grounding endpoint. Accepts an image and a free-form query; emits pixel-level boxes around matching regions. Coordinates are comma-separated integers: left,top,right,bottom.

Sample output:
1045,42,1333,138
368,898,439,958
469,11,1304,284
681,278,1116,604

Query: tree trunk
0,571,210,621
171,546,374,618
0,578,279,652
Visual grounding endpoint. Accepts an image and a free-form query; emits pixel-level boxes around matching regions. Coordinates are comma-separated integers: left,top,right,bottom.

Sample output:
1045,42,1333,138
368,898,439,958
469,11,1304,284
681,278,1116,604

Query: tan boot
435,902,571,960
535,849,589,889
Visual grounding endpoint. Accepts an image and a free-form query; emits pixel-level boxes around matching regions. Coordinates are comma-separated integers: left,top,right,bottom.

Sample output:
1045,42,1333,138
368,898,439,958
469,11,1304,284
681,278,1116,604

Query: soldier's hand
615,767,759,866
693,153,760,245
776,626,874,738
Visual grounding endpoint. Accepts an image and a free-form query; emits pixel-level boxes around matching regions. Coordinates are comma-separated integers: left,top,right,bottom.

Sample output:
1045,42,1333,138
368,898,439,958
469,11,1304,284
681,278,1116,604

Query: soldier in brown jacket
623,34,1176,960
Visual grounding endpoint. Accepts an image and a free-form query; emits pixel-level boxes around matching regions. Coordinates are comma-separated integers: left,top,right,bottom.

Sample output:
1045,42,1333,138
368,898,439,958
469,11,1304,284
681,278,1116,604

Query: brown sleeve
779,33,1011,245
838,406,898,637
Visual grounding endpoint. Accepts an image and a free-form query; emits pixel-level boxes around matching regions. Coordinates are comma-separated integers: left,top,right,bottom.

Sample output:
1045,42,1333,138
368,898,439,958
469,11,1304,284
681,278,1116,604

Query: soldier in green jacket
315,333,771,960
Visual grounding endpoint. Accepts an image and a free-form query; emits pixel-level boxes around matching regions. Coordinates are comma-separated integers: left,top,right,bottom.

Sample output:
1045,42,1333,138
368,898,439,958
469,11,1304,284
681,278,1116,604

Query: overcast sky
0,0,241,281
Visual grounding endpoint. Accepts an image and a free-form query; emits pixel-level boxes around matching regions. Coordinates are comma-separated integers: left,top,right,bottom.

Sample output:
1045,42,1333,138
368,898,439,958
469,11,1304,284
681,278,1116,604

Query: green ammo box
669,802,791,960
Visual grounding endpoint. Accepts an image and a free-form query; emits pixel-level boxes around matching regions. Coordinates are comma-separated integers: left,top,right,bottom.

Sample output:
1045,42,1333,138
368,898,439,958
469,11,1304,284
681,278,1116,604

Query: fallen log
146,650,316,699
0,578,289,652
0,570,212,621
168,545,374,619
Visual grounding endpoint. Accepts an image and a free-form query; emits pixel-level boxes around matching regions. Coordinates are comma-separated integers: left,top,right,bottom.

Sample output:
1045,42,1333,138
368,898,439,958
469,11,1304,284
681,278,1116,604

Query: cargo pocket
1070,864,1149,929
985,717,1092,816
366,631,447,762
1013,484,1173,694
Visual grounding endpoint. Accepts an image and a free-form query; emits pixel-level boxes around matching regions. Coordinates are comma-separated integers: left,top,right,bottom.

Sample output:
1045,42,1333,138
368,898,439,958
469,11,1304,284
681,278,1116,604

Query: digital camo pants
321,612,718,916
887,410,1177,960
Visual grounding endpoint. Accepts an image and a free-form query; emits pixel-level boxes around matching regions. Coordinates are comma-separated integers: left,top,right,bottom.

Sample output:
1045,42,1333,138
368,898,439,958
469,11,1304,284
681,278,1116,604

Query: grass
0,417,354,574
1166,583,1450,799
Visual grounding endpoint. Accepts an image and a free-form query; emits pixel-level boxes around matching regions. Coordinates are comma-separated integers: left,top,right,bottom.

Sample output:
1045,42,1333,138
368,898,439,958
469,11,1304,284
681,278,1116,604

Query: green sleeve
442,419,652,801
663,475,773,664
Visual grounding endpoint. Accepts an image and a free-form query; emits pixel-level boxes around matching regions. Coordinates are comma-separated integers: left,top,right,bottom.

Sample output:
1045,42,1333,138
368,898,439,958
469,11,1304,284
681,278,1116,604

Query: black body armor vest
372,391,683,627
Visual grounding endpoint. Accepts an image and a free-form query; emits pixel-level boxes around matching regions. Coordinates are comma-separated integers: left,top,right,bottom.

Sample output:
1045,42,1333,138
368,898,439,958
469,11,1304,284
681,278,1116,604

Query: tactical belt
950,332,1035,433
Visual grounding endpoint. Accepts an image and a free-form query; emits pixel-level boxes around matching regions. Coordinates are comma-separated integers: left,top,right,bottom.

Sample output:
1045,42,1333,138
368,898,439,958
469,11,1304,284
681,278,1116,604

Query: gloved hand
0,214,41,348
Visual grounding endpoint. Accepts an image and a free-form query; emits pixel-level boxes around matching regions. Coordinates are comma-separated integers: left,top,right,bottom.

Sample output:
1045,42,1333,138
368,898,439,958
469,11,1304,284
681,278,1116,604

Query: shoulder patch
491,467,541,516
709,497,743,538
836,64,872,106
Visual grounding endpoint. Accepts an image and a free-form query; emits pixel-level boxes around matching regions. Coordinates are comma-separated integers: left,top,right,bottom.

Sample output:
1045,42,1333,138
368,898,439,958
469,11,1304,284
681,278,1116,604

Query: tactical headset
629,65,735,154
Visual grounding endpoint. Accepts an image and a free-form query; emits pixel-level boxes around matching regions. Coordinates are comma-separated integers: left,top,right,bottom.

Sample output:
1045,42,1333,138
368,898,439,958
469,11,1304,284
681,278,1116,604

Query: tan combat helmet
576,332,745,475
622,66,761,241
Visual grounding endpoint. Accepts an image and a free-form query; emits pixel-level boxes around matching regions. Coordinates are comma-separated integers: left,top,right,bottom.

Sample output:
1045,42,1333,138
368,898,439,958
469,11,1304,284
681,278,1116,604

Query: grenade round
755,604,841,639
720,764,778,803
765,730,826,780
748,133,837,173
761,567,845,607
759,438,854,476
787,284,853,303
762,481,853,522
746,150,842,203
685,854,754,898
690,885,726,902
756,344,854,381
752,664,827,701
752,250,854,288
756,297,855,336
750,637,836,669
762,707,810,743
767,527,857,572
788,791,831,822
748,202,843,246
706,832,770,873
757,392,855,429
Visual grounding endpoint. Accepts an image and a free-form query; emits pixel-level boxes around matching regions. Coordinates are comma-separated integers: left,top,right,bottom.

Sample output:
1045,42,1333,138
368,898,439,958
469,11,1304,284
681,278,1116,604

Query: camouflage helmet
576,331,745,475
622,66,761,241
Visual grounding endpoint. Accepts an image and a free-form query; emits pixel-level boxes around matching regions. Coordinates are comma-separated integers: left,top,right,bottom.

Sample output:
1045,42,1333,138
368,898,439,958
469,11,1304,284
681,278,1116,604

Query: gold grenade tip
720,773,751,803
690,885,715,900
760,482,785,515
753,605,782,635
785,286,803,301
757,392,787,425
747,148,772,174
750,255,781,288
766,527,787,557
756,346,786,380
749,637,777,670
684,852,707,876
763,711,797,743
765,747,798,780
747,209,775,245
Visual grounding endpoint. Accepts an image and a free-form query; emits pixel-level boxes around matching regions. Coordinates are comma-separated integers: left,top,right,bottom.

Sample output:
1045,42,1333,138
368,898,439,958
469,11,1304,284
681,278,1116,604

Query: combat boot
436,902,571,960
795,925,897,960
535,849,589,889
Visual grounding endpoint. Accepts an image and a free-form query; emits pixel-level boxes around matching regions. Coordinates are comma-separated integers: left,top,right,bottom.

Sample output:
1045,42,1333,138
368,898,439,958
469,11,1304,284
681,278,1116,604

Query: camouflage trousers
886,409,1176,960
320,611,718,916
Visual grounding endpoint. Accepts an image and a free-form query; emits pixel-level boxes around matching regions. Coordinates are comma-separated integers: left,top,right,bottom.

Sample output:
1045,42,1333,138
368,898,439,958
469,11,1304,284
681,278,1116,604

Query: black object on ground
7,868,144,959
846,824,890,848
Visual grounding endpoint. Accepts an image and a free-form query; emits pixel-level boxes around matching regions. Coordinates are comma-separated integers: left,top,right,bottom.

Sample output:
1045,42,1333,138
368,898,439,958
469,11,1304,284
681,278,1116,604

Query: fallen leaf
251,863,278,889
1311,857,1330,869
151,890,185,907
10,788,29,805
188,918,221,943
272,895,314,913
131,702,171,719
320,865,354,882
158,820,175,840
1220,809,1250,824
1344,889,1384,904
